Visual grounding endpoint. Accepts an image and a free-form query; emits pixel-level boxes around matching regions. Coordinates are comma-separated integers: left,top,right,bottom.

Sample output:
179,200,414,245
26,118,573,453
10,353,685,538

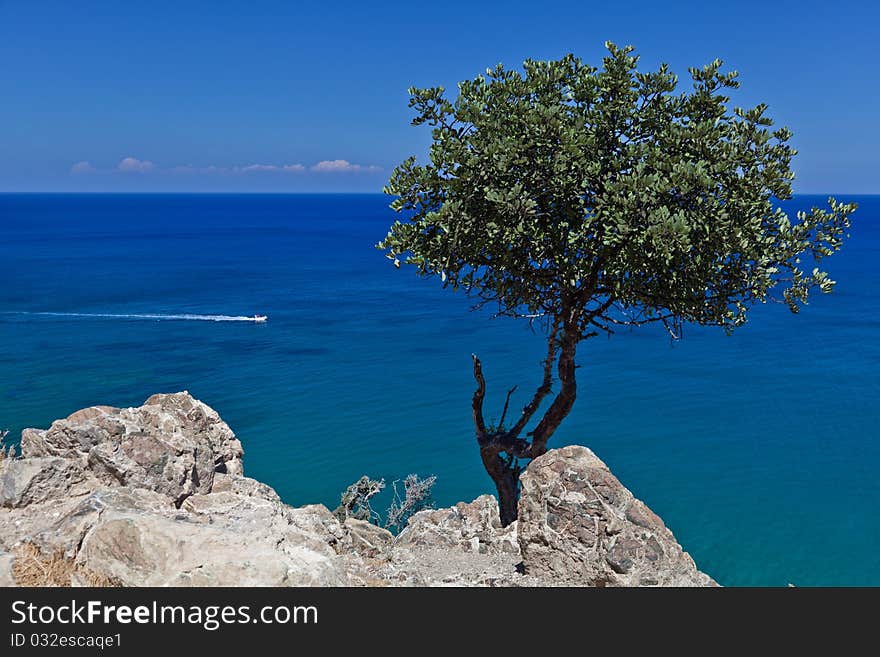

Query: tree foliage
378,43,855,525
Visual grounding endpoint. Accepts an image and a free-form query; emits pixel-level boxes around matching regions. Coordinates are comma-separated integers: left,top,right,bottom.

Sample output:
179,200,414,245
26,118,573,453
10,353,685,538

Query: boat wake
2,312,265,322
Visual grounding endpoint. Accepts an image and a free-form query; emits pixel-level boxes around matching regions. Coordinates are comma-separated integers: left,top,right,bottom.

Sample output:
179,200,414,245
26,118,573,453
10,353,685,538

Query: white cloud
240,164,279,172
70,158,362,176
117,157,155,172
70,161,96,174
311,159,381,173
227,163,305,174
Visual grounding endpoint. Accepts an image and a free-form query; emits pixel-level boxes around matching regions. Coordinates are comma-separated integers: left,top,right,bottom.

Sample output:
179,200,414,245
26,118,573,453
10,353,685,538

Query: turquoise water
1,193,877,586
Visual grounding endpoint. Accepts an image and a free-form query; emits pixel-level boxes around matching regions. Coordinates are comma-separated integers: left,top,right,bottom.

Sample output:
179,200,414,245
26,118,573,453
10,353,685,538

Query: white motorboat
253,314,268,322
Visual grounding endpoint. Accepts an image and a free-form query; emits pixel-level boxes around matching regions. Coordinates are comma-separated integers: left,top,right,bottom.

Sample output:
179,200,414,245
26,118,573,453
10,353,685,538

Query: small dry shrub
385,474,436,533
0,429,13,460
12,543,120,587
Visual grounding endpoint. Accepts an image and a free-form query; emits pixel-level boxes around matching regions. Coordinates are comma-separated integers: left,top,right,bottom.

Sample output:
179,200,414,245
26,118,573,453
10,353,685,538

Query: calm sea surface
1,193,877,585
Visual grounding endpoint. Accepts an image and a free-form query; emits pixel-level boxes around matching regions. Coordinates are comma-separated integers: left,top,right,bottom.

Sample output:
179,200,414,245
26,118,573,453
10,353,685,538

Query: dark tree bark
471,355,529,525
471,322,581,527
528,329,578,457
478,447,521,526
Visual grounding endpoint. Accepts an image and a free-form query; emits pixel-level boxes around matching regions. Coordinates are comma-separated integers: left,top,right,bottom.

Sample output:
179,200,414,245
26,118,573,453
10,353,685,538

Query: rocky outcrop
0,393,715,587
396,495,519,556
1,393,347,586
20,392,243,505
518,446,715,587
344,518,394,557
75,490,344,586
0,552,14,586
363,495,525,586
0,457,93,508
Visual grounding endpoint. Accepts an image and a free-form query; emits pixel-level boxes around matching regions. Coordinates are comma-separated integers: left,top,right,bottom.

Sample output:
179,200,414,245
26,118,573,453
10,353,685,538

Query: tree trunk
528,328,579,457
470,325,581,527
471,354,525,527
479,446,520,527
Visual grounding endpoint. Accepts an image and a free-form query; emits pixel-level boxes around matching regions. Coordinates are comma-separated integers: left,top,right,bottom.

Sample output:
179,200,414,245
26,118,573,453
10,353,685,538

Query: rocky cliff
0,392,715,586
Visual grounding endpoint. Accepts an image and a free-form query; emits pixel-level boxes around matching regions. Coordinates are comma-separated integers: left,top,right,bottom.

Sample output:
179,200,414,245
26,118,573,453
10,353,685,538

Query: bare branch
384,474,437,533
471,354,487,436
498,385,518,430
586,296,616,319
603,303,678,327
661,316,682,340
508,317,561,438
333,476,385,524
528,329,579,456
589,317,615,335
580,296,616,332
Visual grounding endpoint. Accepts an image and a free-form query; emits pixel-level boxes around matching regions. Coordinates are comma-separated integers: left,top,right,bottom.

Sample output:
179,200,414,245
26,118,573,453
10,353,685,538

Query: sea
0,193,877,586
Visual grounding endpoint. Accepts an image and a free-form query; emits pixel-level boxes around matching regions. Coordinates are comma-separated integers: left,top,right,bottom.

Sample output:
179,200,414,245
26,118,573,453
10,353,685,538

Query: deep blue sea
1,193,877,586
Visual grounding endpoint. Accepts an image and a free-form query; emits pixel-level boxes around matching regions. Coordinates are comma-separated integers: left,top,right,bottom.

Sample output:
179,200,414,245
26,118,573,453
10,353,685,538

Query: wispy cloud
70,157,379,176
70,161,96,174
239,163,280,172
117,157,155,172
167,164,243,174
311,159,381,173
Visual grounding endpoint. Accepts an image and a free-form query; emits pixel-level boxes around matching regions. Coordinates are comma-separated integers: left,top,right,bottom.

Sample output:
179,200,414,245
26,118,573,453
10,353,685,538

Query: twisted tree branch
471,353,487,436
508,317,561,438
498,385,518,429
528,327,579,456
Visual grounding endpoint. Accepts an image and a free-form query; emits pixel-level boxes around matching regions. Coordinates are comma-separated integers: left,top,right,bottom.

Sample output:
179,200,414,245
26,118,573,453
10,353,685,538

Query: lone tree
379,43,855,526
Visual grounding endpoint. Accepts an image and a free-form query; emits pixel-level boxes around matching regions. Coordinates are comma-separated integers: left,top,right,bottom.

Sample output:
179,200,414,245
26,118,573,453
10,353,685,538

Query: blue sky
1,0,877,193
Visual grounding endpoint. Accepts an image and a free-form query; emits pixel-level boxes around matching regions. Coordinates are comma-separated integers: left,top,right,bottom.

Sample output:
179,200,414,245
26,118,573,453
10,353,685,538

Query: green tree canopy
379,43,855,525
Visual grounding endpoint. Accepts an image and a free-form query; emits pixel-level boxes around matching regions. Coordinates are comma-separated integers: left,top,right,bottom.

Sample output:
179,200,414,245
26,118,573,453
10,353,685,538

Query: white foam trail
3,312,263,322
